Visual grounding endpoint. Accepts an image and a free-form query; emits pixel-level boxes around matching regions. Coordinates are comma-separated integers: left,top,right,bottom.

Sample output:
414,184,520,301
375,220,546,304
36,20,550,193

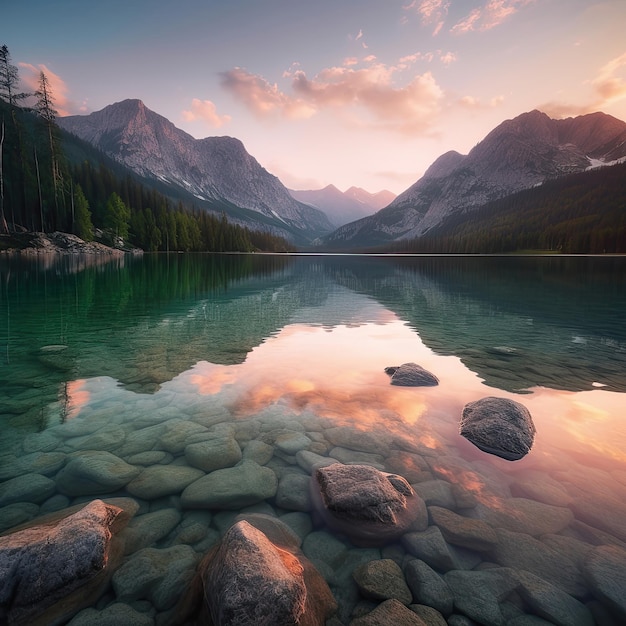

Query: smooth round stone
242,440,274,465
67,602,154,626
181,460,277,509
275,473,313,512
401,527,456,572
429,505,497,551
157,419,210,454
353,559,412,605
63,425,127,453
325,427,391,455
123,451,173,465
583,545,626,620
0,473,56,507
459,396,535,461
184,434,242,472
56,451,141,496
404,559,454,617
126,465,204,500
385,362,439,387
0,502,40,532
274,432,312,455
296,450,336,474
349,599,428,625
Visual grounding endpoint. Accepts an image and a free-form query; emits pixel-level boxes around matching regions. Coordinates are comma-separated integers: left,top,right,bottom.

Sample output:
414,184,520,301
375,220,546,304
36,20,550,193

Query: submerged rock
0,499,130,625
197,518,336,625
311,463,427,546
583,545,626,620
459,396,536,460
385,363,439,387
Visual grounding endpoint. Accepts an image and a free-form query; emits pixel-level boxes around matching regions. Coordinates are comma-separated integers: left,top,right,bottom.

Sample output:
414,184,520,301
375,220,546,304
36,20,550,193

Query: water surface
1,253,625,624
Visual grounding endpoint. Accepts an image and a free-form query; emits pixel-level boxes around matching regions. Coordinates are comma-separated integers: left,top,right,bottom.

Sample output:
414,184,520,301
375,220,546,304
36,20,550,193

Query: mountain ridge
58,99,334,244
321,109,626,247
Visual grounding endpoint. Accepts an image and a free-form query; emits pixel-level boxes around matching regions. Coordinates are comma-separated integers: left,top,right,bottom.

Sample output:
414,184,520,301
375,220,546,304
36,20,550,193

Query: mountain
321,110,626,248
58,99,334,243
289,185,395,227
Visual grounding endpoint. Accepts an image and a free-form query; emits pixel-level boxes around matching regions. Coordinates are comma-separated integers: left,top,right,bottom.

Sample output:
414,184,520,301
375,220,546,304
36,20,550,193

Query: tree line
388,162,626,255
0,44,293,252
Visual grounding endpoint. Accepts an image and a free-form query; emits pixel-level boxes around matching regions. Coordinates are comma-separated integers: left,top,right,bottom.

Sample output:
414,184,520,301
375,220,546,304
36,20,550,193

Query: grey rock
112,544,198,611
489,528,587,598
56,451,140,496
330,446,385,467
184,433,242,472
242,440,274,465
157,419,210,454
64,424,127,453
274,431,312,455
353,559,412,605
0,502,40,532
460,396,535,460
403,559,454,616
413,480,457,509
401,526,456,572
0,473,56,506
275,472,313,511
386,363,439,387
349,598,428,625
509,568,594,626
312,463,428,546
126,465,204,500
120,508,182,554
582,544,626,620
295,450,336,473
409,604,447,626
0,500,128,625
124,451,173,465
429,505,497,551
443,569,518,626
181,460,277,509
325,427,391,455
67,602,154,626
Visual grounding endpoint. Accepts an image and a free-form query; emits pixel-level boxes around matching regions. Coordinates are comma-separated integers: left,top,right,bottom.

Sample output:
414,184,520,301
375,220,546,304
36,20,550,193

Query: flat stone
0,500,128,625
325,427,391,455
123,450,173,465
429,505,497,551
126,465,204,500
510,471,573,507
56,451,140,496
67,602,154,626
330,446,385,467
353,559,412,605
64,425,127,453
0,473,56,506
404,559,454,616
181,460,277,509
508,568,594,626
401,527,456,572
409,604,448,626
459,396,535,460
489,528,587,598
275,472,313,512
414,480,457,509
0,502,40,532
120,508,182,554
349,598,428,625
540,534,594,569
582,544,626,620
274,432,312,455
184,433,242,472
157,419,210,454
242,440,274,465
443,569,518,626
311,463,427,546
470,497,574,536
112,544,198,611
296,450,336,473
386,362,439,387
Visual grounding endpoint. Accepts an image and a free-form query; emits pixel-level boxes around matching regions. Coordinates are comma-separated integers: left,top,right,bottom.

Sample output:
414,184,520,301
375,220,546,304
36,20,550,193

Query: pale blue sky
5,0,626,193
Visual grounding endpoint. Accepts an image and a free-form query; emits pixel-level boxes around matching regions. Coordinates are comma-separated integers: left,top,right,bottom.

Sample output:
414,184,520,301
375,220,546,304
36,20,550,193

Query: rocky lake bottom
1,254,625,625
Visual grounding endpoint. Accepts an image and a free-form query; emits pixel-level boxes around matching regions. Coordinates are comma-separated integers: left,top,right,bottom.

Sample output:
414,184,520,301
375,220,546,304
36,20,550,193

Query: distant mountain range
58,99,334,244
289,185,395,227
59,102,626,250
320,110,626,248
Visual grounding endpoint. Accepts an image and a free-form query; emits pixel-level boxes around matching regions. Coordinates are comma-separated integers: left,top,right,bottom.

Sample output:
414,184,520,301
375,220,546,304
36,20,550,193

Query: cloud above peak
182,98,231,128
19,63,84,117
221,60,444,133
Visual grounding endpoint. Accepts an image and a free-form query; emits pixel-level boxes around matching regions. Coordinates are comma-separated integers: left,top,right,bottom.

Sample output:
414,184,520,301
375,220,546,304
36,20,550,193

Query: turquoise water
1,253,625,624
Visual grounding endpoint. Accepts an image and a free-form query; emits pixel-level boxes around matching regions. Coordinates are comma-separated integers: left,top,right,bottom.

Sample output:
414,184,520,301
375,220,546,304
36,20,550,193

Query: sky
4,0,626,194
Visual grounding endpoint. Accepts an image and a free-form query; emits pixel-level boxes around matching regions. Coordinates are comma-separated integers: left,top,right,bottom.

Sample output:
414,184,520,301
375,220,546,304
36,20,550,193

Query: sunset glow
5,0,626,193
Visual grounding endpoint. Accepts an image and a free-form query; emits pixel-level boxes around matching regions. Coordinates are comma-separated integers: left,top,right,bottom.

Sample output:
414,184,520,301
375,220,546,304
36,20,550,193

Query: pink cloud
19,63,76,117
538,52,626,118
182,98,231,128
451,0,535,34
222,61,444,133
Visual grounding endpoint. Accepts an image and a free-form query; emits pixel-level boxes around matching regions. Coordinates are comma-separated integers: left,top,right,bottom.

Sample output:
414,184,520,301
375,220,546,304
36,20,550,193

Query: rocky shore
0,231,141,255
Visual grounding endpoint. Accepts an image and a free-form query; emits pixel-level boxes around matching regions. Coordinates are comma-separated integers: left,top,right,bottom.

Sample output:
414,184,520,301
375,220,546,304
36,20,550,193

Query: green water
1,253,625,624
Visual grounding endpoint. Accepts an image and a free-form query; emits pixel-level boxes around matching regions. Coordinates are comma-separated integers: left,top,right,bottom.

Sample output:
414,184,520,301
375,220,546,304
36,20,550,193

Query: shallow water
1,253,625,624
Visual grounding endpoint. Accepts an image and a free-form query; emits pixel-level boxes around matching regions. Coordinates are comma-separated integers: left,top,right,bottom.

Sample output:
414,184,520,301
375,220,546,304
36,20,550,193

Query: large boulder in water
311,463,427,546
459,396,536,460
385,362,439,387
0,499,130,625
196,518,336,625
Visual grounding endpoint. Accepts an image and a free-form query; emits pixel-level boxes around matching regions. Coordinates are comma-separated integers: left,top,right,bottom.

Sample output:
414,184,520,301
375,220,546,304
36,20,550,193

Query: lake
1,252,625,625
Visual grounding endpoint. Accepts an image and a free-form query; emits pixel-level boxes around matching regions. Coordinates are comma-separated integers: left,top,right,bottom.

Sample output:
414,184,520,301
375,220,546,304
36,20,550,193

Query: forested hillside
389,162,626,254
0,45,293,252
